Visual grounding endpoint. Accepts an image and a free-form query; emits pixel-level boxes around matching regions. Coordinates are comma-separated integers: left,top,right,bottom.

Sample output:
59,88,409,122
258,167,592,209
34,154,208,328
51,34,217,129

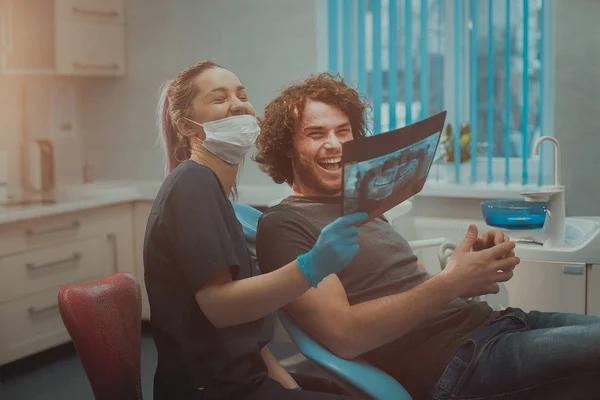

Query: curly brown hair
254,72,371,186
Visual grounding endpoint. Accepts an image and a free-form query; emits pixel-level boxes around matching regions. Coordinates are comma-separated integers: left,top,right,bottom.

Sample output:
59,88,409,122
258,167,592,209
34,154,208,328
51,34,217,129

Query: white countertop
0,180,419,225
0,181,294,225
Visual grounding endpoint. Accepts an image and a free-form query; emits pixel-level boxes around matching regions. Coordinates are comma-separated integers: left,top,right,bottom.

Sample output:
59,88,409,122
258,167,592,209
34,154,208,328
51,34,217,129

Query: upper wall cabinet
0,0,126,76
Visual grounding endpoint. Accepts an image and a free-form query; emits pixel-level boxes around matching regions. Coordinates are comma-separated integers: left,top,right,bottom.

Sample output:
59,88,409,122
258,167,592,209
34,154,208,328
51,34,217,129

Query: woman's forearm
195,260,310,328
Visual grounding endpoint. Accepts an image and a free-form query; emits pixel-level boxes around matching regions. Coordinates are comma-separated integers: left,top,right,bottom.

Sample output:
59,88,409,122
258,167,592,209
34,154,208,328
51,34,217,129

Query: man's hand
440,225,520,299
473,228,515,258
473,228,509,250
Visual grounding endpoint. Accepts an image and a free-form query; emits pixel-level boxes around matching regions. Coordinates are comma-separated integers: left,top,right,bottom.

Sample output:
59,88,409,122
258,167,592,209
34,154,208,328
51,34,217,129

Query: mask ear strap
183,117,203,127
178,117,205,144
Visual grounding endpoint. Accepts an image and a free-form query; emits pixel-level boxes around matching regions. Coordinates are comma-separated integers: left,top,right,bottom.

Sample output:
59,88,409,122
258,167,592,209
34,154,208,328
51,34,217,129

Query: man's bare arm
285,231,518,359
285,273,459,359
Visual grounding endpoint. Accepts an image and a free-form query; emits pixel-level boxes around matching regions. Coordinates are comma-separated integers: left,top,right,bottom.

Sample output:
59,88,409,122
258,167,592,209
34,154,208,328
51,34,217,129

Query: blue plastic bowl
480,200,547,230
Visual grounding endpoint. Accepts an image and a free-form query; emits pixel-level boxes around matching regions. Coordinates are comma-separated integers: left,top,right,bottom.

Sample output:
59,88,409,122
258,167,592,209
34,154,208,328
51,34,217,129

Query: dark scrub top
143,160,273,400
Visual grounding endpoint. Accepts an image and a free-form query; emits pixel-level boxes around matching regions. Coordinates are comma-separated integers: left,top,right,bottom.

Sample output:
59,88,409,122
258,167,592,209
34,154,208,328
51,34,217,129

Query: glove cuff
297,252,320,288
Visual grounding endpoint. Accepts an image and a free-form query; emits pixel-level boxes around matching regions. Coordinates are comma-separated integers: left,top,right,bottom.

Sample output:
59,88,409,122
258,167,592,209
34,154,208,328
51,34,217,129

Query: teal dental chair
233,202,422,399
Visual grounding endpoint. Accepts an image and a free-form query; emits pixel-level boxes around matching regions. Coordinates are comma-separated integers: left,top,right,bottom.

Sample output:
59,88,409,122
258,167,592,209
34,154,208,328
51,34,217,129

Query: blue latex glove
297,212,368,288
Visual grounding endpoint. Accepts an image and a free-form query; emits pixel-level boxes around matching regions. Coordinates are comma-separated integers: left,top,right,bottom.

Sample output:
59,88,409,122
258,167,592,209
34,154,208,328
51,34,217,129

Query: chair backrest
232,201,261,238
278,310,411,399
58,272,143,400
232,202,262,263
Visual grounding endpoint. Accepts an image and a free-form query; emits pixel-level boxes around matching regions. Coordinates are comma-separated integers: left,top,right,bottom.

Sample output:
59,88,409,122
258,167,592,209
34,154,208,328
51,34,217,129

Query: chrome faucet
534,136,561,187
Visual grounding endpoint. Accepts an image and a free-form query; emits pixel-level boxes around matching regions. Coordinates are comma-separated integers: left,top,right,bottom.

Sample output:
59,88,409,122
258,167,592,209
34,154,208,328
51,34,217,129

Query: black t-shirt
256,195,495,399
143,161,273,400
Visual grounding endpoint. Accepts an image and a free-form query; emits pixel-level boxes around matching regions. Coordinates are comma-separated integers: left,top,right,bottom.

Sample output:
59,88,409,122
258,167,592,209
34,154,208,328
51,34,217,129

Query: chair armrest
278,310,412,400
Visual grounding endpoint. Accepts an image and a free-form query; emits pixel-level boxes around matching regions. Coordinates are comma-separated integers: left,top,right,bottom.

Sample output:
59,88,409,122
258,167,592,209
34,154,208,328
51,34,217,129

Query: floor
0,324,309,400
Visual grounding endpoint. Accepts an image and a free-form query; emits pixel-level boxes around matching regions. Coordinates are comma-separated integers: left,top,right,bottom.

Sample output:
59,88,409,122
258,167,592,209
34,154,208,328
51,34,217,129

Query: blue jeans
428,308,600,400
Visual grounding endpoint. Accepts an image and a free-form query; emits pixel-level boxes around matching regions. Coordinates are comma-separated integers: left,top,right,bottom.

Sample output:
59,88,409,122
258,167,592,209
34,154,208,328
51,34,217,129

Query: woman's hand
260,346,299,389
297,212,368,287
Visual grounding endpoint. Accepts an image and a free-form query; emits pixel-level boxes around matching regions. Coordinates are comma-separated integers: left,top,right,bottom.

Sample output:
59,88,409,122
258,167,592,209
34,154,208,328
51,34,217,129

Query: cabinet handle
72,62,119,70
26,252,82,272
563,265,585,276
25,220,81,237
28,304,59,317
72,6,119,19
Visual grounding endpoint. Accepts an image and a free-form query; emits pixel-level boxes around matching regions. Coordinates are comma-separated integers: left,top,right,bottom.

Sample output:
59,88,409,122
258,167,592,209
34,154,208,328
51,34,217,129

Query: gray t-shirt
256,195,496,398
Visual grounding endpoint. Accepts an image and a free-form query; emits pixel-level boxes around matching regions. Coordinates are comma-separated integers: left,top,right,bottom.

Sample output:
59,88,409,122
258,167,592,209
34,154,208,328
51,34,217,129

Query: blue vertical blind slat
388,0,398,130
453,0,461,184
327,0,338,74
487,0,494,184
404,0,414,125
373,0,383,133
504,0,511,185
470,0,478,184
358,0,367,96
522,0,529,184
436,0,442,114
342,1,352,78
539,0,546,186
419,0,429,120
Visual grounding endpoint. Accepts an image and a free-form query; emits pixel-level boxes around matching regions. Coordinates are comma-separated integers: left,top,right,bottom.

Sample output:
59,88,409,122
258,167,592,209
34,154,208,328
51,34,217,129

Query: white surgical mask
184,115,260,164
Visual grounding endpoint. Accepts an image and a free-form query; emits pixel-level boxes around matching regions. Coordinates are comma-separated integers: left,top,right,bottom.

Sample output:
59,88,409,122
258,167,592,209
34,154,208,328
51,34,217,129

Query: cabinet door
587,265,600,317
0,0,56,73
133,202,153,320
24,82,84,185
0,286,70,365
55,0,125,24
55,19,126,76
49,82,84,184
484,261,587,314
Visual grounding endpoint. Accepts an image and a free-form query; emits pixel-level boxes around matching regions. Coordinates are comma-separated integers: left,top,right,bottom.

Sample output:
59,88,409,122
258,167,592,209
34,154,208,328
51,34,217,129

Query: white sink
516,216,600,264
565,217,600,246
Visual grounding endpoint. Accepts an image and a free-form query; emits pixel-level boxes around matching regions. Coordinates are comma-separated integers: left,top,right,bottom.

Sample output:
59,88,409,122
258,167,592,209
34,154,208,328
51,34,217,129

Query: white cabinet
133,201,153,320
0,203,134,365
0,0,126,76
484,260,587,315
55,20,126,76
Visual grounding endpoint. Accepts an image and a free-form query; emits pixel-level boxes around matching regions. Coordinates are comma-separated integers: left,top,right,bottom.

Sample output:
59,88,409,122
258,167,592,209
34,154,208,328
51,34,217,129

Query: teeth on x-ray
344,133,439,215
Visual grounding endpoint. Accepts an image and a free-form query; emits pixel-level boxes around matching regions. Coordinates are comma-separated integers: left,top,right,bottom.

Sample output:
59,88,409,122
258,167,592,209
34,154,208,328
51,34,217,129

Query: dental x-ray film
342,111,447,225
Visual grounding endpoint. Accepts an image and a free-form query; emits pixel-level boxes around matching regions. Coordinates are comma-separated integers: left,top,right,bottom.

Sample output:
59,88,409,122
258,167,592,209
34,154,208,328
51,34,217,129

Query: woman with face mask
144,61,366,400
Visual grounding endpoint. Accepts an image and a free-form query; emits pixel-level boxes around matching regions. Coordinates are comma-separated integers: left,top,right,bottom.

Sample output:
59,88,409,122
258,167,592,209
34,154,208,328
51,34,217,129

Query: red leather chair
58,272,144,400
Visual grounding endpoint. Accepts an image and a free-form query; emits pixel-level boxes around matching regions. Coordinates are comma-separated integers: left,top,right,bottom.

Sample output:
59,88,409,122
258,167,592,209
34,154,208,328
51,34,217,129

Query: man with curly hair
254,73,600,400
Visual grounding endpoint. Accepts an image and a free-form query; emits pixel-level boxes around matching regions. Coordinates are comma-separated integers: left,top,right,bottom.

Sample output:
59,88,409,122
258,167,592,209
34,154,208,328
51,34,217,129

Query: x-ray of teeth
342,111,447,225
